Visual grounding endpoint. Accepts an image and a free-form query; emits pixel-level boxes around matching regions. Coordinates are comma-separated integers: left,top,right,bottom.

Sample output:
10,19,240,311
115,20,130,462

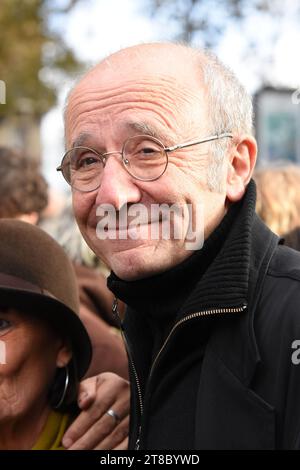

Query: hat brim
0,286,92,379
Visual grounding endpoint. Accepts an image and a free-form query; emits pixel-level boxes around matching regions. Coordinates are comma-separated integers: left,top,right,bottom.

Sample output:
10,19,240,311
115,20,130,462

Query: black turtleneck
107,181,256,449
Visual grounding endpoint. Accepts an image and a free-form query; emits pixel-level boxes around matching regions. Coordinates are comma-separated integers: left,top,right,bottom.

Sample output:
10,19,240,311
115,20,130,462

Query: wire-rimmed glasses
57,132,233,192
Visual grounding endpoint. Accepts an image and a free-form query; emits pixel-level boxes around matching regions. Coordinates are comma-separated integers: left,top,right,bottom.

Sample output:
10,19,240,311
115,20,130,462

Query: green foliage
0,0,83,117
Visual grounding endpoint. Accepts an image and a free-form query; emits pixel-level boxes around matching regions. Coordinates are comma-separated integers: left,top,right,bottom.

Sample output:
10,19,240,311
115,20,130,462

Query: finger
63,373,129,449
113,437,129,451
67,396,130,450
94,416,130,450
77,376,98,409
67,413,121,450
63,395,115,448
79,373,127,410
63,377,117,447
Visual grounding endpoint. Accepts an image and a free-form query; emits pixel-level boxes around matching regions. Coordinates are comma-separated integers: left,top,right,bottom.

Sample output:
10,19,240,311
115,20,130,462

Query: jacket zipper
112,298,143,449
121,332,143,449
149,305,247,379
112,299,247,449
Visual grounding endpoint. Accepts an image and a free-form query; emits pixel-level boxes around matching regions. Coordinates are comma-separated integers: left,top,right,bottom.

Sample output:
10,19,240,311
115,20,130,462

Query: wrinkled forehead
65,48,208,145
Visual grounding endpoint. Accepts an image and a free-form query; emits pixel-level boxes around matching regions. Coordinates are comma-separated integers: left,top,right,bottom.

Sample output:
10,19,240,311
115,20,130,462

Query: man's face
67,49,228,280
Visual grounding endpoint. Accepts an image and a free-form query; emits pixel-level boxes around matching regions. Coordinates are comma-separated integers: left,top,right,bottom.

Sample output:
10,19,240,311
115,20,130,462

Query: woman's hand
62,372,130,450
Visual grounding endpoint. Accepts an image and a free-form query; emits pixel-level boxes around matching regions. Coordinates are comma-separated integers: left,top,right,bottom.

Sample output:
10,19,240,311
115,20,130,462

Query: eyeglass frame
57,132,233,191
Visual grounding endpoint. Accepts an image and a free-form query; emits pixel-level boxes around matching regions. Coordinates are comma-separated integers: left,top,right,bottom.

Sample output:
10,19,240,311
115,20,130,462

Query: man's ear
226,135,257,202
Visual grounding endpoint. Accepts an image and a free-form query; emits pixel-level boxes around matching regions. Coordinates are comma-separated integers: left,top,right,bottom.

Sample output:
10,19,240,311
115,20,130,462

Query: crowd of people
1,42,300,450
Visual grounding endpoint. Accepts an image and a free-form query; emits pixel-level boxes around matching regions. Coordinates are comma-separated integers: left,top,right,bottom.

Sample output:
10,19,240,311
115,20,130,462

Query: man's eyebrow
126,121,167,142
71,133,93,148
70,123,169,148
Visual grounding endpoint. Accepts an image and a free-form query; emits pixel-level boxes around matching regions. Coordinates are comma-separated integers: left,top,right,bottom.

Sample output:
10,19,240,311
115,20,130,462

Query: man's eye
76,155,100,169
137,146,160,157
0,319,11,332
80,157,98,167
141,147,156,154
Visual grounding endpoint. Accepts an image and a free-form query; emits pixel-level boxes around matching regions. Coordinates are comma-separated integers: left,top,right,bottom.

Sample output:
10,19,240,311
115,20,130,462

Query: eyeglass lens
62,135,168,191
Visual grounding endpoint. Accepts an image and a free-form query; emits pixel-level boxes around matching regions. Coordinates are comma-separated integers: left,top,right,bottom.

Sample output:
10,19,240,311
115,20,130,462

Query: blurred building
254,86,300,165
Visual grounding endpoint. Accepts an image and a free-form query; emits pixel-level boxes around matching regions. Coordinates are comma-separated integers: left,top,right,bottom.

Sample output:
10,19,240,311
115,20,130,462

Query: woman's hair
254,165,300,236
0,147,48,218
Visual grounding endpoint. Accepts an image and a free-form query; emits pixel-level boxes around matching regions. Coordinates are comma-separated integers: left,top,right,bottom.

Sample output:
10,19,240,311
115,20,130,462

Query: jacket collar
207,214,279,386
179,179,257,316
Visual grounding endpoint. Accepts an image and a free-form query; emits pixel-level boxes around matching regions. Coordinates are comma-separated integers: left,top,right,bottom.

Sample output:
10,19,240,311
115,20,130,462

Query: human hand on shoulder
62,372,130,450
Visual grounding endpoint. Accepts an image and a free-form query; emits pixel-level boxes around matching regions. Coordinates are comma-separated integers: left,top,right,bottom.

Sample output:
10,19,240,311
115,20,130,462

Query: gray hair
193,47,254,191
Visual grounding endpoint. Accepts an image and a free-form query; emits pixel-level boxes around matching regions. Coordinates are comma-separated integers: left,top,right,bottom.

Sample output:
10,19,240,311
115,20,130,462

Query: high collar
108,180,256,319
180,180,256,315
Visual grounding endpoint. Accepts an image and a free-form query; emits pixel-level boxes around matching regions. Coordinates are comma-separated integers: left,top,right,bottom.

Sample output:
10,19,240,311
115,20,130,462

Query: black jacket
109,181,300,449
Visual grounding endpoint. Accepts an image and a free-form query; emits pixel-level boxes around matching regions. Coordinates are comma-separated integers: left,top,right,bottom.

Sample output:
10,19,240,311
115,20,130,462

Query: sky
42,0,170,190
41,0,300,190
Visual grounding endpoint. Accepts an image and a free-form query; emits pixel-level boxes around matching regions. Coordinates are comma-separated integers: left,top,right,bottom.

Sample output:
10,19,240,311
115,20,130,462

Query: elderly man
59,43,300,449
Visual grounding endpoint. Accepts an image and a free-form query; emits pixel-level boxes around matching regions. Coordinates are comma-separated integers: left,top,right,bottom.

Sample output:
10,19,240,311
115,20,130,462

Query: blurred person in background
0,146,48,224
254,165,300,250
0,146,129,449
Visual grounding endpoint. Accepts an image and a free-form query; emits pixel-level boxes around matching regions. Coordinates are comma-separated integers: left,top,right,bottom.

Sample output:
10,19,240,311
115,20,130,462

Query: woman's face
0,308,72,421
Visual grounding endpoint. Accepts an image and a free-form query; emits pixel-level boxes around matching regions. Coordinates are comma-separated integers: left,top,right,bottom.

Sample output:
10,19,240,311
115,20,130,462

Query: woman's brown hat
0,219,92,379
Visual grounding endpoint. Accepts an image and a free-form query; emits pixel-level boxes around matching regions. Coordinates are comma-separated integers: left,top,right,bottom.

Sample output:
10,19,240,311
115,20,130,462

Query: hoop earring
53,365,69,409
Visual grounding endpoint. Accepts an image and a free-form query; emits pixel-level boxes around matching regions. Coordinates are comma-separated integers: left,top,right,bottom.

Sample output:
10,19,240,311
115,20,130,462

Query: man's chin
103,241,171,281
108,243,187,281
89,237,189,281
108,249,157,281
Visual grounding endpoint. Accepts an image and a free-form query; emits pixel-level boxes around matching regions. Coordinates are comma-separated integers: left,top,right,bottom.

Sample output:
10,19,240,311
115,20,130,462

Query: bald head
65,42,252,145
65,43,208,145
71,43,203,95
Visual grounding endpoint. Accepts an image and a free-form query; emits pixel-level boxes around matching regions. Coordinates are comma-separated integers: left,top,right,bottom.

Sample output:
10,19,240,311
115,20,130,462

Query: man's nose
95,156,142,210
